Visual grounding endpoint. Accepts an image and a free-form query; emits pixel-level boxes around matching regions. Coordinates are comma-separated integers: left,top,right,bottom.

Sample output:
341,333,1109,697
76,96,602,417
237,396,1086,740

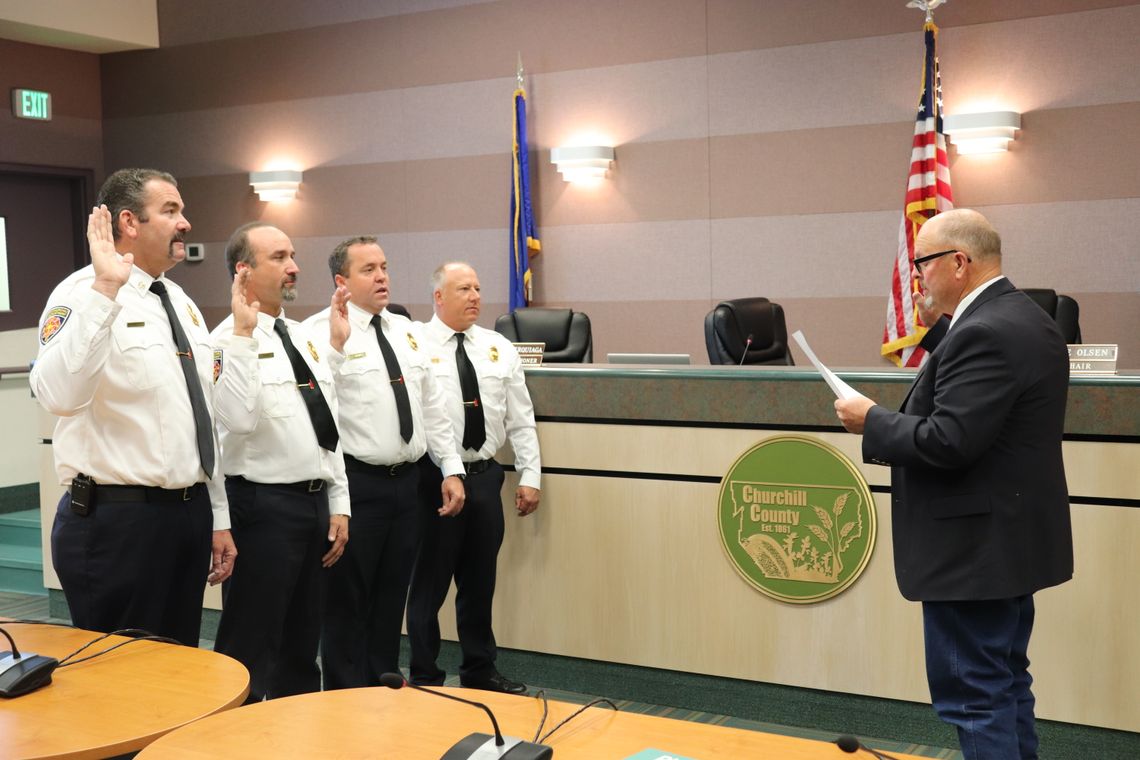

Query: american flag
881,21,953,367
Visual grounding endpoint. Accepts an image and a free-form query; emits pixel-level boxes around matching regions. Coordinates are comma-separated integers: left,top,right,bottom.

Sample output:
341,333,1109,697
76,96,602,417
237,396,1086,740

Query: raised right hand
89,205,132,299
231,269,260,337
329,285,351,354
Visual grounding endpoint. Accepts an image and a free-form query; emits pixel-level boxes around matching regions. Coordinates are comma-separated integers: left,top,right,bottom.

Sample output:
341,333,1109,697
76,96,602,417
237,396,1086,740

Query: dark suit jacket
863,278,1073,601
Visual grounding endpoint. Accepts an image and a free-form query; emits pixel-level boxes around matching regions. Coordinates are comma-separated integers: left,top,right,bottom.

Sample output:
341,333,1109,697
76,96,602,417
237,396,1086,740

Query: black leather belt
344,454,414,477
88,482,205,503
464,459,494,475
227,475,325,493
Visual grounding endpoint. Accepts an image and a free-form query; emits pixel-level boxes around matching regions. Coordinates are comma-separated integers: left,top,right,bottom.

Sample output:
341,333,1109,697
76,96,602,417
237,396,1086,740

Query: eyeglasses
913,248,969,273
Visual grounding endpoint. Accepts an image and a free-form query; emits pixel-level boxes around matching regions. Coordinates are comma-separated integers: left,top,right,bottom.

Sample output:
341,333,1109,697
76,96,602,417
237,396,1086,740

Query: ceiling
0,0,159,54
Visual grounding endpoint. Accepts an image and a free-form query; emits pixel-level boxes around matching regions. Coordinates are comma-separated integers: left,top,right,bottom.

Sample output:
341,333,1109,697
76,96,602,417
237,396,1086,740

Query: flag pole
882,0,954,366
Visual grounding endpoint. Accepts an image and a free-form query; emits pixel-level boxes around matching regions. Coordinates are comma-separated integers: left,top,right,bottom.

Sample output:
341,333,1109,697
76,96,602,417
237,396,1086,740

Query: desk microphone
379,672,552,759
835,734,902,760
739,334,753,365
0,626,58,698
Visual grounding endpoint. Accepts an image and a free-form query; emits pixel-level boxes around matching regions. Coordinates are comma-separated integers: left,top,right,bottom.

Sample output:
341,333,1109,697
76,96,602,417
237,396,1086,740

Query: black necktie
149,280,215,479
273,318,339,452
454,332,486,452
371,315,413,443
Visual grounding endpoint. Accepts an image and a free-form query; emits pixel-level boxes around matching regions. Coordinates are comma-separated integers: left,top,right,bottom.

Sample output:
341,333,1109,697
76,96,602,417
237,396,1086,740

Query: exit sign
12,89,52,121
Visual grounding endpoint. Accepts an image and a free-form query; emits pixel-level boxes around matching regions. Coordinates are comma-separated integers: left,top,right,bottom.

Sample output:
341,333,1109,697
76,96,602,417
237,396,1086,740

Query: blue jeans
922,596,1038,760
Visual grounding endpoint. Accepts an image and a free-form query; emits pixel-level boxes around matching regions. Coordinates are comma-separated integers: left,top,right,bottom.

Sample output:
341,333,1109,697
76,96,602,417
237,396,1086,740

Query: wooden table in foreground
136,686,930,759
0,622,249,760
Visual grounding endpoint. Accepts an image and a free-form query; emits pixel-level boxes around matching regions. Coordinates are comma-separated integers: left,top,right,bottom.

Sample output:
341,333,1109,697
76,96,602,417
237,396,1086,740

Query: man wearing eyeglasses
834,209,1072,760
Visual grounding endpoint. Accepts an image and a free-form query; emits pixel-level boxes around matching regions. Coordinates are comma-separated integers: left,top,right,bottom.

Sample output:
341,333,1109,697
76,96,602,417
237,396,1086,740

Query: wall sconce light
551,146,614,182
249,169,303,202
943,111,1021,155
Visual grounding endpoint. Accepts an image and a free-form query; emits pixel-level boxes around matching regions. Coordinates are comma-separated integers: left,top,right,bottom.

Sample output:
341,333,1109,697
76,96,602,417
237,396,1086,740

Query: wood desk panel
137,687,930,760
1,623,248,760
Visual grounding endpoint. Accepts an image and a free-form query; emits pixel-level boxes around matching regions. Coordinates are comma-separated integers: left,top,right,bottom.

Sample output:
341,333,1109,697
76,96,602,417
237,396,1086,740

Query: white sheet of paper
792,330,865,401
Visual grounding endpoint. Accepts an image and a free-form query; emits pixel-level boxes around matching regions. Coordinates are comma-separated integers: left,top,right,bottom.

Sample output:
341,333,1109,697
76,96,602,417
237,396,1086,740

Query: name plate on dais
1067,344,1118,375
513,342,545,366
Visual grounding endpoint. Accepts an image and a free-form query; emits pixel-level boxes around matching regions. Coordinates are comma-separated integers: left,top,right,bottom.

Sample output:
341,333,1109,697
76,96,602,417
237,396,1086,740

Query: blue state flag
509,86,541,312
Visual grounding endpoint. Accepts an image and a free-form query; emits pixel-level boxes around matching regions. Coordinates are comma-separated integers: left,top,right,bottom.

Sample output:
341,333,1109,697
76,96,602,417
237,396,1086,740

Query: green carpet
0,483,38,514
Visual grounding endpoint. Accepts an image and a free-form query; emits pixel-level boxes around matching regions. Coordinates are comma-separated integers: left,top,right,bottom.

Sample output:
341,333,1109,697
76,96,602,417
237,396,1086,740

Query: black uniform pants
214,477,329,702
321,461,420,689
51,486,212,647
406,458,505,685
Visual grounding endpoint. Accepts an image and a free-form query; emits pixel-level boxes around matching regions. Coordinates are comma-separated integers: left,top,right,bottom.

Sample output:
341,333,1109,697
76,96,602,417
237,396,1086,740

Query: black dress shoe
460,672,528,695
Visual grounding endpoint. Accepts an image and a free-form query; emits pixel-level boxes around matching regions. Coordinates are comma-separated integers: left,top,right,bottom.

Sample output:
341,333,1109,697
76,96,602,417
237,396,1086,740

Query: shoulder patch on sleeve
39,306,72,344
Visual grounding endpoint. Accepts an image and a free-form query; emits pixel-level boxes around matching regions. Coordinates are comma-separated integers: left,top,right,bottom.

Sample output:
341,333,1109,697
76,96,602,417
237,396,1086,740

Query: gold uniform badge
307,341,320,362
489,345,500,363
185,304,200,326
407,332,418,351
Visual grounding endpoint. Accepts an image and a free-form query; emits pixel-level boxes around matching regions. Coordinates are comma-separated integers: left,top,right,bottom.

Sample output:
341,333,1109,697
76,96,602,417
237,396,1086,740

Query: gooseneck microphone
739,334,753,365
379,671,504,745
379,672,552,759
835,734,902,760
0,626,59,698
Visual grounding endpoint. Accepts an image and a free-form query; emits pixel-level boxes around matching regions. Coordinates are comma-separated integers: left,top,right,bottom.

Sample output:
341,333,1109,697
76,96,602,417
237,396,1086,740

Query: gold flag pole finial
905,0,947,23
516,52,524,89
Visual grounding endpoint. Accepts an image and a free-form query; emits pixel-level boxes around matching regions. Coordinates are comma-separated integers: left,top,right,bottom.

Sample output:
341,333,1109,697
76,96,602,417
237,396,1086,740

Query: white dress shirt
948,275,1007,332
304,303,463,478
419,315,541,489
30,264,230,530
211,311,350,517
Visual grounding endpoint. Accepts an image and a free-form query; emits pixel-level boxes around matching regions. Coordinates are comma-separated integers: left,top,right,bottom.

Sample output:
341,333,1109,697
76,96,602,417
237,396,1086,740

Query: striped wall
0,39,103,488
96,0,1140,366
0,38,102,170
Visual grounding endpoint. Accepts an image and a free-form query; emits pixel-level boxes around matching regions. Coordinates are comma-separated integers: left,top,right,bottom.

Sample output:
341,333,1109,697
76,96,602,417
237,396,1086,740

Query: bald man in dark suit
835,209,1073,760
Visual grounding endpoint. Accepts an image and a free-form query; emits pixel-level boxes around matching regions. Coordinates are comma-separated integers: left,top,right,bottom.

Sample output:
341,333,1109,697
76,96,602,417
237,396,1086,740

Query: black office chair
494,307,593,363
704,298,794,365
1021,288,1082,344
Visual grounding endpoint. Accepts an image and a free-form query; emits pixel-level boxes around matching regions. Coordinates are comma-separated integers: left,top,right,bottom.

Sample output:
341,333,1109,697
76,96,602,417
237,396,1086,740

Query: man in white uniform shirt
211,222,350,702
304,236,465,688
406,262,541,694
31,168,235,647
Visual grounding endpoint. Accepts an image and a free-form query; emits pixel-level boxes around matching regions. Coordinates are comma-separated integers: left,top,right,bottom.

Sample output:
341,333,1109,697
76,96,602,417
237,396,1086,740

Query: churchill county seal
718,435,876,604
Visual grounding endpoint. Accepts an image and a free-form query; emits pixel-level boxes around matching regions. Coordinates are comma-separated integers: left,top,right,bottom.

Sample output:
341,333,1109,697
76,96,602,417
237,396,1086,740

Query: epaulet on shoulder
63,265,98,288
301,307,330,327
483,326,516,352
387,311,412,326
